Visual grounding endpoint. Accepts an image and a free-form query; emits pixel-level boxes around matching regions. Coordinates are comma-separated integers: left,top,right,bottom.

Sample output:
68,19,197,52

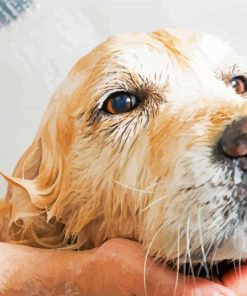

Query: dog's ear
0,90,75,246
0,51,104,246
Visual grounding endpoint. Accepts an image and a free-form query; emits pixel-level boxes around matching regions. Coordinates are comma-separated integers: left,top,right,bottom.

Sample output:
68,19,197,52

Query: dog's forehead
198,34,232,66
89,30,242,101
102,32,171,79
104,30,235,73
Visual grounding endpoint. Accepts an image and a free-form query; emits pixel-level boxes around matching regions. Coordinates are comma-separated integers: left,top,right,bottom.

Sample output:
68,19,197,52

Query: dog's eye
103,92,139,114
230,75,247,94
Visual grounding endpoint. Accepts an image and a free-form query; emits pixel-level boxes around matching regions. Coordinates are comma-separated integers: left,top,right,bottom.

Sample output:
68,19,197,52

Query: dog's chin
174,159,247,280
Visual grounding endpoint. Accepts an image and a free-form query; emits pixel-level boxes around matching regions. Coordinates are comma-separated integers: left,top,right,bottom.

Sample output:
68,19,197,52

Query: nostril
220,117,247,158
221,138,247,157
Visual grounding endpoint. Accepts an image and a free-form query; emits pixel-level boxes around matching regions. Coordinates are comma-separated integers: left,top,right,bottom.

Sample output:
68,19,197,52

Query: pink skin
0,239,245,295
222,265,247,296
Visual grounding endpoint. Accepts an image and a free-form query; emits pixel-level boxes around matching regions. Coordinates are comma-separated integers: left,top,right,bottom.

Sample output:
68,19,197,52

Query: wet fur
1,29,247,264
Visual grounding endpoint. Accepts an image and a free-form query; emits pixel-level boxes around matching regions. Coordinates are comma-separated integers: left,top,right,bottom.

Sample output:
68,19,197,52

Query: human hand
93,239,237,296
0,239,245,295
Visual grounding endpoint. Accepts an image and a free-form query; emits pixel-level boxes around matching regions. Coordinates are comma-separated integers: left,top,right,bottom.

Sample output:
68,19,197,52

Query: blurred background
0,0,246,185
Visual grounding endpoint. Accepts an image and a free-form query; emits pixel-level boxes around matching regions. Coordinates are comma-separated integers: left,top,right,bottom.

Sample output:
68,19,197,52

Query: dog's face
5,30,247,268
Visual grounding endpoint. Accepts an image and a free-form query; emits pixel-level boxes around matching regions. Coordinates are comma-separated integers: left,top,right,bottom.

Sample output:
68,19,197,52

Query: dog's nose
220,117,247,158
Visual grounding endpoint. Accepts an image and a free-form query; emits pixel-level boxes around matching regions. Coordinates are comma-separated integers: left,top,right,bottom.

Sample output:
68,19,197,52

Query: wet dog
1,29,247,280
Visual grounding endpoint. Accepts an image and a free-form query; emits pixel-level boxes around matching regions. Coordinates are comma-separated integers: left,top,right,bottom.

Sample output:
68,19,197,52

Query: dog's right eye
102,92,139,114
230,75,247,94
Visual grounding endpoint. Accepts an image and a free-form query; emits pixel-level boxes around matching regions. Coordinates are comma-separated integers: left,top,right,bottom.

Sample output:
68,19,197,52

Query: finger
222,265,247,296
144,261,236,296
97,239,236,296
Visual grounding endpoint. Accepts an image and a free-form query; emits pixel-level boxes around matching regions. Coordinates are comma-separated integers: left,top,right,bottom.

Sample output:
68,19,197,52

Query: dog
1,29,247,280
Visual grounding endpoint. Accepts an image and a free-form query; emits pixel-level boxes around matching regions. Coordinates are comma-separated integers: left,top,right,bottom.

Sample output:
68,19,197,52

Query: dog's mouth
166,257,247,285
178,259,247,280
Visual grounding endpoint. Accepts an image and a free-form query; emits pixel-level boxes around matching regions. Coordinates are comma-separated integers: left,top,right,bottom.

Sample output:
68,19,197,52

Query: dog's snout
220,116,247,158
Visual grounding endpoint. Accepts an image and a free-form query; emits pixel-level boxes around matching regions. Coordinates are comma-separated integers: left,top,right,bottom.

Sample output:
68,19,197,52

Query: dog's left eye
102,92,139,114
230,75,247,94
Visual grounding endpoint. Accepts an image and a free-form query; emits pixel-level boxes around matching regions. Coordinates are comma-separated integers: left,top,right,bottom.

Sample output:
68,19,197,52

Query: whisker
200,241,215,280
183,231,188,287
207,238,220,279
238,247,243,280
233,260,237,275
140,195,167,213
143,223,165,296
114,180,156,195
197,208,209,279
174,225,181,296
186,218,196,285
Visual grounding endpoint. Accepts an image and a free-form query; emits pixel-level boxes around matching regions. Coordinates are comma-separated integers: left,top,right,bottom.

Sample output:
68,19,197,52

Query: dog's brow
150,31,188,66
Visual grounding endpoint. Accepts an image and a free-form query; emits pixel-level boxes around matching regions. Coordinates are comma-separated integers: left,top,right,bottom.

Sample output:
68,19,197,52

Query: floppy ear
0,91,73,247
0,50,106,247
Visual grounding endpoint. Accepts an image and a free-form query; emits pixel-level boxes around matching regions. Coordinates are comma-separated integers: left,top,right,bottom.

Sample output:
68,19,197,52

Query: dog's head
4,29,247,268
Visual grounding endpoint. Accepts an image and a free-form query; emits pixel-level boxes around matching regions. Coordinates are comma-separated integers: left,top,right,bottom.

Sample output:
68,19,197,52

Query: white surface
0,0,247,179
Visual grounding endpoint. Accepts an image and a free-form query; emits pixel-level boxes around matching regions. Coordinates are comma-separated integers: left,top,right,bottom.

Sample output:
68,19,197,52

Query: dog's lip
176,258,247,281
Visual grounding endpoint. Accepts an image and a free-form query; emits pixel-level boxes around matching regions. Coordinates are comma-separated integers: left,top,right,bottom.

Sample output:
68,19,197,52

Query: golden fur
1,29,247,263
